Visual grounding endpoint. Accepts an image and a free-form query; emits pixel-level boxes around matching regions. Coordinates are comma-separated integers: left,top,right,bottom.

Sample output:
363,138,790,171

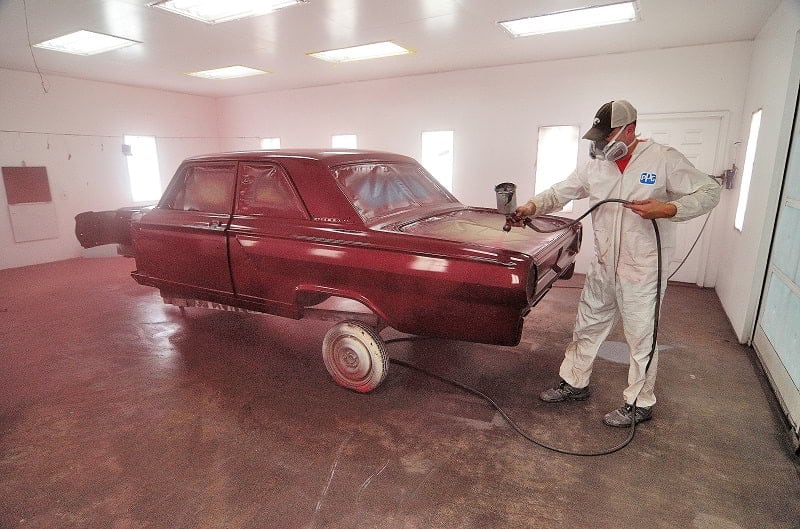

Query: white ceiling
0,0,781,98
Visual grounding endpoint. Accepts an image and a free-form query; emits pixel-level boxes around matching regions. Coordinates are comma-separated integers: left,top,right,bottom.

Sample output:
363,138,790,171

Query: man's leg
541,267,618,403
558,269,619,389
618,269,666,408
602,272,665,427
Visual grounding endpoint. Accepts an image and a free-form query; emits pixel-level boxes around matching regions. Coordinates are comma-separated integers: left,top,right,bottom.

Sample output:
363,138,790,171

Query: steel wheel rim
328,333,374,385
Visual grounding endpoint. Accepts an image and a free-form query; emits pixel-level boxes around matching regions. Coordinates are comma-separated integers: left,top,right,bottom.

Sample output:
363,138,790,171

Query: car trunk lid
394,207,575,257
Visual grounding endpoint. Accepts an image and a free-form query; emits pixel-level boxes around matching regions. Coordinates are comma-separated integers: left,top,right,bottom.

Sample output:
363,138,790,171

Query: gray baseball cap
582,100,638,141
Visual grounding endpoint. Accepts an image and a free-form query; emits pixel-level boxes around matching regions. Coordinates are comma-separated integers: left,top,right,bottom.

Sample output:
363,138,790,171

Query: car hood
394,208,575,256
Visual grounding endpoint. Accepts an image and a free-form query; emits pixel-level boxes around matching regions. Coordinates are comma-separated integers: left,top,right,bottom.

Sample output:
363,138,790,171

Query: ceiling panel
0,0,781,98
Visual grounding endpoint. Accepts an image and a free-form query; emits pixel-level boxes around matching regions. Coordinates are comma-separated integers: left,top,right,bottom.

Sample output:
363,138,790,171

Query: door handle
208,220,223,229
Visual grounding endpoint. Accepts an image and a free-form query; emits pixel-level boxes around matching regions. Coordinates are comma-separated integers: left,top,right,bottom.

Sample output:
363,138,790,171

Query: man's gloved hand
624,199,677,219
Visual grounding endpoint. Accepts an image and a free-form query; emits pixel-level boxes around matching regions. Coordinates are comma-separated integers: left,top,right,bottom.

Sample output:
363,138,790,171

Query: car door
133,161,237,300
227,161,311,315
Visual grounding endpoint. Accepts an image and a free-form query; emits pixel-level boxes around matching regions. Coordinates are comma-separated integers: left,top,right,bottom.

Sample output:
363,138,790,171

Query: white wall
217,42,752,280
4,23,794,347
0,68,220,269
715,0,800,343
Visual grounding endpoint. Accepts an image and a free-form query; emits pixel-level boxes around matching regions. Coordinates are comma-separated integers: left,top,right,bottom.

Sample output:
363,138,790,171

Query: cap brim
582,126,610,141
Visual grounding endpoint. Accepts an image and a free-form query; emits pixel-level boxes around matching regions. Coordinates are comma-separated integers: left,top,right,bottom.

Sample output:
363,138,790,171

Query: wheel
322,320,388,393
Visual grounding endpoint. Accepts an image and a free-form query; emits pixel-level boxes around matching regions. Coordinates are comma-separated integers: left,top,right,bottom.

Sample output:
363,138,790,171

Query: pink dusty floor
0,257,798,529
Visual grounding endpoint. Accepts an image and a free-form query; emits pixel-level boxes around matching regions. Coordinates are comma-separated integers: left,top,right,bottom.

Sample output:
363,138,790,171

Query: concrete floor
1,257,798,529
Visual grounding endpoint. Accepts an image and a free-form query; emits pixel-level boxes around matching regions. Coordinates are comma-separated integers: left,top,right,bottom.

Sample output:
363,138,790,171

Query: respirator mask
589,126,630,162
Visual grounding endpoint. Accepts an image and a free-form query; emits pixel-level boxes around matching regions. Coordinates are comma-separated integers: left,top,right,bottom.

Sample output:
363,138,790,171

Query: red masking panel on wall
2,166,59,243
2,166,52,204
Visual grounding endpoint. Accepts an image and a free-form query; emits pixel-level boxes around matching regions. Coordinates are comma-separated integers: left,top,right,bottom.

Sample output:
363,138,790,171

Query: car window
235,163,307,219
334,162,458,221
162,163,237,214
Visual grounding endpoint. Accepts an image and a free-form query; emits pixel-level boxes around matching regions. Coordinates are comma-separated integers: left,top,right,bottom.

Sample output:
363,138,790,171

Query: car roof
183,149,418,168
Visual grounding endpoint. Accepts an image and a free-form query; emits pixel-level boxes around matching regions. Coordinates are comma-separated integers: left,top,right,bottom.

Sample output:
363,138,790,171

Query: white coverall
528,140,720,407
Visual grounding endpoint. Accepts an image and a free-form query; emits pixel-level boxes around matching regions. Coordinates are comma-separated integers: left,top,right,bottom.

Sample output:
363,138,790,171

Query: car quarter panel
227,220,531,345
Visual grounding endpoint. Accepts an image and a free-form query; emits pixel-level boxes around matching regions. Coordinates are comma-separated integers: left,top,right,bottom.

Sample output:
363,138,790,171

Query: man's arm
514,166,589,218
625,199,678,219
667,178,720,222
662,147,722,222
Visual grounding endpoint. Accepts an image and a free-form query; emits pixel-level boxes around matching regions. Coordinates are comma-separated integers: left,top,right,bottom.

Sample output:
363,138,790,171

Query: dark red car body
76,150,581,347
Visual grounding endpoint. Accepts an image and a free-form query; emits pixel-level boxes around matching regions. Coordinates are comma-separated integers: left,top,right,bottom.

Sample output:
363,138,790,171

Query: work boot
603,403,653,428
539,380,591,402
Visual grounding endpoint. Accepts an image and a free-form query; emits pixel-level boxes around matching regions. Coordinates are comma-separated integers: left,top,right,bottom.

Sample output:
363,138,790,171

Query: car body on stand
76,150,581,392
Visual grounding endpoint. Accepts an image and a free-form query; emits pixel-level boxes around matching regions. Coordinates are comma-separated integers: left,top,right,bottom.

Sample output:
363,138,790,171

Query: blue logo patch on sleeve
639,172,657,185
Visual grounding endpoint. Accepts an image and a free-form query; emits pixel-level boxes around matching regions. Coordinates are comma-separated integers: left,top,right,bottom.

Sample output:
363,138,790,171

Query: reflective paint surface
80,150,581,346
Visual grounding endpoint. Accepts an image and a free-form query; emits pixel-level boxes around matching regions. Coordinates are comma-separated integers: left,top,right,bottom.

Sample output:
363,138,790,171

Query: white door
753,88,800,443
637,112,725,286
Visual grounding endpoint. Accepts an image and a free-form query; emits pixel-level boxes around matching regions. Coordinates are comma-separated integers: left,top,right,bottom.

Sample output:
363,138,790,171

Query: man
514,100,720,427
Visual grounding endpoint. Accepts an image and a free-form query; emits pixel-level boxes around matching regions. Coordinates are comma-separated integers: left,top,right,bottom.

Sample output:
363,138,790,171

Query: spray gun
495,182,536,231
495,182,519,232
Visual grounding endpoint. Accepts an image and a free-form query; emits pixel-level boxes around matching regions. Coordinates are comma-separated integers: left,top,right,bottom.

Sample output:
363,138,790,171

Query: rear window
235,163,307,219
333,162,458,221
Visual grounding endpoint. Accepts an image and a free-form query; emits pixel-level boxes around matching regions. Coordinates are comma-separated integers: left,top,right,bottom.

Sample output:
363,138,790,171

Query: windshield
333,162,459,221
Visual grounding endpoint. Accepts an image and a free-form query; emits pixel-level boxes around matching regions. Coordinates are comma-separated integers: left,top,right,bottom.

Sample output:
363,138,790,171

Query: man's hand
624,199,677,219
514,202,536,218
507,203,536,227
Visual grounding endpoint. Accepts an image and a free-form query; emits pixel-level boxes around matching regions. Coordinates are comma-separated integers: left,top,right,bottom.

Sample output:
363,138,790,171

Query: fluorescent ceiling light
33,30,139,56
149,0,305,24
308,42,413,63
187,66,269,79
499,1,638,37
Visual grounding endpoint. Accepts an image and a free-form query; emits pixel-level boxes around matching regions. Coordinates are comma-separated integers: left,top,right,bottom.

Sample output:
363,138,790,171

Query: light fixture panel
500,1,639,37
34,30,140,56
308,42,413,63
187,65,270,79
149,0,305,24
